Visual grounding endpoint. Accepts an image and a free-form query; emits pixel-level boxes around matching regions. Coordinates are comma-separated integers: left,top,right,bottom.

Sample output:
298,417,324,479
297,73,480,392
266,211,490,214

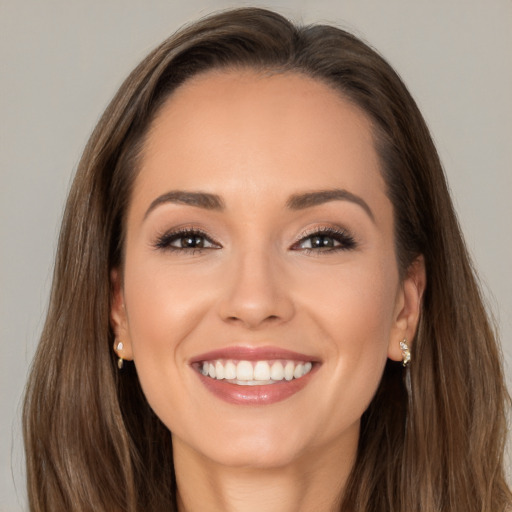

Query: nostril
225,313,281,326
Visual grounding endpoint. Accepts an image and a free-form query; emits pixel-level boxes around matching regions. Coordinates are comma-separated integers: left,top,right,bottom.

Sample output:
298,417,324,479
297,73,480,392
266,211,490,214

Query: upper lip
190,346,321,364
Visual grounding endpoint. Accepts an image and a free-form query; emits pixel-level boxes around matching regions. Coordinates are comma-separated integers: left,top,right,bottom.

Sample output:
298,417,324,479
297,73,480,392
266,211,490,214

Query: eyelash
153,226,357,254
291,226,357,253
154,228,220,253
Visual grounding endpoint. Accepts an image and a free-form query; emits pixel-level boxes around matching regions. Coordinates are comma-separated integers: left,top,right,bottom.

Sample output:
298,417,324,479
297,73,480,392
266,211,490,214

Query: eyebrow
144,188,374,222
144,191,225,219
286,188,375,222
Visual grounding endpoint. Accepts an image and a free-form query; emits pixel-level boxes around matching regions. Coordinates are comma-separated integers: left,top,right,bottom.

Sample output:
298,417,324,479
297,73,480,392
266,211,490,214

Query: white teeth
270,361,284,380
215,361,224,380
199,359,314,384
293,363,304,379
254,361,271,381
284,361,295,381
236,361,254,381
224,361,237,380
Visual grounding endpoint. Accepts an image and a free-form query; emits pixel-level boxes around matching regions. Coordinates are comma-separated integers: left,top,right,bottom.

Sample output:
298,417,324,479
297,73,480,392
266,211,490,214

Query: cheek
120,248,234,421
123,251,216,348
298,254,399,349
337,266,398,375
120,273,212,448
295,258,399,421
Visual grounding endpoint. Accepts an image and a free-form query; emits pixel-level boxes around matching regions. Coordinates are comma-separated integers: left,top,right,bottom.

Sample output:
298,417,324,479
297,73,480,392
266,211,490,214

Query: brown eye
155,230,220,251
174,234,208,248
293,228,356,252
300,235,340,249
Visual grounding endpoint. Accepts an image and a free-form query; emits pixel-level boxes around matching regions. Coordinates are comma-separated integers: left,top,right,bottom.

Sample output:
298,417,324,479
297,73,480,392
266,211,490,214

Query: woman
23,7,510,512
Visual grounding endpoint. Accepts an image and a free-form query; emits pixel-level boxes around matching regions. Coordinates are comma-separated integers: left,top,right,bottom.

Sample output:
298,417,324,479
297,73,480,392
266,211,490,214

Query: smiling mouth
195,359,314,386
191,347,319,405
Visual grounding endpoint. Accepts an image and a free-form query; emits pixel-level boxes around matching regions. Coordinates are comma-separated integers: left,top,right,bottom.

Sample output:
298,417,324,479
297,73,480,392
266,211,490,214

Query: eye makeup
152,223,357,256
291,225,357,254
153,226,221,253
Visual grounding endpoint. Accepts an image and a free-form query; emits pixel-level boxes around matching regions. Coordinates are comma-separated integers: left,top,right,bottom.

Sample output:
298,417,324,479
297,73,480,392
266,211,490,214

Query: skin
111,70,425,512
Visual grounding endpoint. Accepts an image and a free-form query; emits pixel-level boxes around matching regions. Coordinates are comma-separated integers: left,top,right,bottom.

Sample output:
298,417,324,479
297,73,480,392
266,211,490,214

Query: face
112,70,424,470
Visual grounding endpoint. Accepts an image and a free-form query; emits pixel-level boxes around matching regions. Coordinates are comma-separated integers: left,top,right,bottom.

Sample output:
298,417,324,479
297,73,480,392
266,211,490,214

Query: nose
218,249,295,329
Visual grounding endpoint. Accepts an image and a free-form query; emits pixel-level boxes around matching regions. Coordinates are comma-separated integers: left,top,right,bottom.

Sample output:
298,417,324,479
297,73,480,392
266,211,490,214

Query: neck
173,425,358,512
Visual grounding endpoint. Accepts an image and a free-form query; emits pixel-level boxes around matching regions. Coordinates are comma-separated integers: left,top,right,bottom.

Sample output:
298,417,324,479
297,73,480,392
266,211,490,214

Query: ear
110,268,134,361
387,255,426,362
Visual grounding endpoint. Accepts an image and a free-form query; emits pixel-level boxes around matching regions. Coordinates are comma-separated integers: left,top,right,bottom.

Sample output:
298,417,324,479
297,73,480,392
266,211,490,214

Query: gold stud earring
400,339,411,367
115,340,124,370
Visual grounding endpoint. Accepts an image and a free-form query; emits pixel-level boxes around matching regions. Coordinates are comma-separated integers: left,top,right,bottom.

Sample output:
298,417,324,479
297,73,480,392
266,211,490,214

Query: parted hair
23,7,510,511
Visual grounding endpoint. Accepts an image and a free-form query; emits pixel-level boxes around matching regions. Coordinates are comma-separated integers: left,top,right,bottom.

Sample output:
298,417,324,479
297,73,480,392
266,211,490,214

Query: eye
292,227,356,252
154,229,221,252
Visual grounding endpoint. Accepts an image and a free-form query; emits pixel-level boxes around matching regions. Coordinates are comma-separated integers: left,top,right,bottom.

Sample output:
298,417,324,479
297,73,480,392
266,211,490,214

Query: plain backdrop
1,1,511,510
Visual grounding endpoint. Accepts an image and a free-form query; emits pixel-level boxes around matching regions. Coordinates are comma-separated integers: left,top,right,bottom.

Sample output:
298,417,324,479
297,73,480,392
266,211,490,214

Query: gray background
1,1,511,510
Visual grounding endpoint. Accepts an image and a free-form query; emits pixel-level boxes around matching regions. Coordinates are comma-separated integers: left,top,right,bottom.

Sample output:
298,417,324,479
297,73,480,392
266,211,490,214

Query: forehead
133,69,386,214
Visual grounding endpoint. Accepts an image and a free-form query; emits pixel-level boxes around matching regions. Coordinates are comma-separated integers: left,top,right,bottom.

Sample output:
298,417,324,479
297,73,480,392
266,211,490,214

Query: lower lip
195,367,317,405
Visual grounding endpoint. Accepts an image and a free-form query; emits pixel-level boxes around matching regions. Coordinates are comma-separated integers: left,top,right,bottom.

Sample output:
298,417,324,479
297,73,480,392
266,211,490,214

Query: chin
206,440,305,470
175,416,317,470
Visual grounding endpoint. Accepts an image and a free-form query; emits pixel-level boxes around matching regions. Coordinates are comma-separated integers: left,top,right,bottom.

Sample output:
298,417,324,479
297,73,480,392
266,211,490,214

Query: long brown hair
23,8,510,511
